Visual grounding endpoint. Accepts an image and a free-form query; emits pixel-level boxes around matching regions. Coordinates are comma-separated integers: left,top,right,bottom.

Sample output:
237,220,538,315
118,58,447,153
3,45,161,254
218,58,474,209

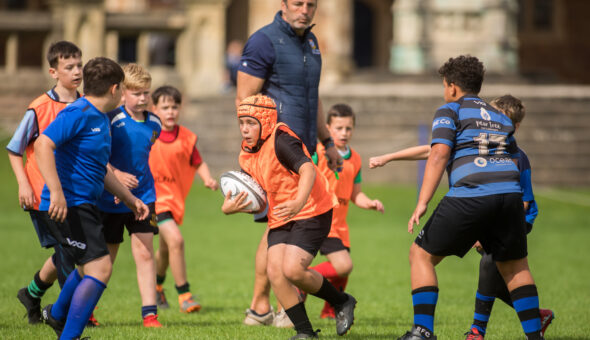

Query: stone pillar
136,32,150,67
49,0,106,60
314,0,354,87
481,0,518,73
104,30,119,60
178,0,230,97
390,0,427,74
5,33,18,74
247,0,280,35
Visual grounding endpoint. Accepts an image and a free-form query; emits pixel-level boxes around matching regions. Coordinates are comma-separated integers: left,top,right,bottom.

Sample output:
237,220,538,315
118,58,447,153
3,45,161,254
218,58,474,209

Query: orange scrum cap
237,94,277,142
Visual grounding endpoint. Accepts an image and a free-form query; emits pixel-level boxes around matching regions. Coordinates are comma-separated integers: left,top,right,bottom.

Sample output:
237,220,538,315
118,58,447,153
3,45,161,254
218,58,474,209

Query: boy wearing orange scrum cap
311,103,384,319
222,94,357,339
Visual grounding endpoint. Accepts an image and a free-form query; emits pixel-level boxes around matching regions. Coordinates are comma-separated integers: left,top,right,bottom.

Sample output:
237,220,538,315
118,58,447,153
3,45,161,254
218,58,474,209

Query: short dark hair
438,55,485,94
83,57,124,96
491,95,525,124
327,103,355,125
152,85,182,105
46,41,81,68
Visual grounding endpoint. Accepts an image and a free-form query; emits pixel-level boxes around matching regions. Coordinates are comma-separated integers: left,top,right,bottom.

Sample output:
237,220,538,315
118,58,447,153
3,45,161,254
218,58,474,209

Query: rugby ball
220,171,267,213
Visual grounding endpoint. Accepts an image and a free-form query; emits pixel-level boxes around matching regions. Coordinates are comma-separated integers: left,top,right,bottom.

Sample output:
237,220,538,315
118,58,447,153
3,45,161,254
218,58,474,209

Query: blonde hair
122,63,151,90
490,94,525,124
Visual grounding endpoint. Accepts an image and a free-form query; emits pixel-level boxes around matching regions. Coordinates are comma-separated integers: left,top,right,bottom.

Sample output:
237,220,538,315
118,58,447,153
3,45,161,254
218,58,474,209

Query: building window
119,35,138,63
149,33,175,66
533,0,553,31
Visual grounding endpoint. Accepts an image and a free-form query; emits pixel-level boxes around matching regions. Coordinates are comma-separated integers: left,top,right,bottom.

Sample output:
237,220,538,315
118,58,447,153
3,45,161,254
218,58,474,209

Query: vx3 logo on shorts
66,237,87,250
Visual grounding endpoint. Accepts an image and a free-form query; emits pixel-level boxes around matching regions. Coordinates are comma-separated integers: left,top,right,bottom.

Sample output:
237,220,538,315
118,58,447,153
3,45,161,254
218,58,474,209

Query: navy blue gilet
259,11,322,154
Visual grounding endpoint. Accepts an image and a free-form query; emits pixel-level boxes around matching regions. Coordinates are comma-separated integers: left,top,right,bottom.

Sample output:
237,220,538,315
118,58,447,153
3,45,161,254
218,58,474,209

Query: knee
167,235,185,252
334,261,353,277
266,262,282,283
282,264,305,284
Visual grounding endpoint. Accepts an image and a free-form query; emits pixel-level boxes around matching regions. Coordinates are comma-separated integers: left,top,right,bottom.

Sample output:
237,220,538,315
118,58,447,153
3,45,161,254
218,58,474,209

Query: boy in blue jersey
97,63,162,328
6,41,82,324
399,56,545,340
35,57,150,340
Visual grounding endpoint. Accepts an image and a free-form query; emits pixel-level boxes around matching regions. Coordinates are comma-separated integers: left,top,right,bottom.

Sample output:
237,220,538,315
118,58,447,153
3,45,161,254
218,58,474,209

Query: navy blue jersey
97,106,161,213
40,97,111,209
517,148,538,225
431,96,521,197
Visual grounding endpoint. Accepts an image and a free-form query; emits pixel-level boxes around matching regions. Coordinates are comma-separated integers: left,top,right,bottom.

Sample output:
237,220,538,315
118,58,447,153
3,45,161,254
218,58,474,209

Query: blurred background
1,0,589,186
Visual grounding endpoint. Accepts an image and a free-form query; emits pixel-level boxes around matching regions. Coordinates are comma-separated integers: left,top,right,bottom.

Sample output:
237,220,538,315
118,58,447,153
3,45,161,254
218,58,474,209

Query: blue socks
471,291,495,334
51,269,82,321
511,284,542,339
60,275,106,340
412,286,438,338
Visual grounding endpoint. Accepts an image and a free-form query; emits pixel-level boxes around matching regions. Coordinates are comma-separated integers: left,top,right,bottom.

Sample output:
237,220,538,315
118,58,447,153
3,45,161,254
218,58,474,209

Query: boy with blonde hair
150,85,217,313
97,63,163,327
7,41,83,324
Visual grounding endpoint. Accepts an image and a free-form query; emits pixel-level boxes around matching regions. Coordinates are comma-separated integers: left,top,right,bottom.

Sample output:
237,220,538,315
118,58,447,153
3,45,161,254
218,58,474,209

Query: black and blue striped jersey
431,96,521,198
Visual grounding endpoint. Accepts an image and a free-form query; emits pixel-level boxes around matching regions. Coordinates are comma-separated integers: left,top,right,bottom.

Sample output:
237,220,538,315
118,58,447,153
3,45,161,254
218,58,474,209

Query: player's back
431,96,521,197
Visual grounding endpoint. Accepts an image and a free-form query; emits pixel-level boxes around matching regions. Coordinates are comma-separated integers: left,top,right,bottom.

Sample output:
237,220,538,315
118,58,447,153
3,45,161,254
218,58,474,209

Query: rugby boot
398,326,437,340
143,314,163,328
178,292,201,313
17,287,42,324
539,308,555,336
244,307,274,326
272,308,294,328
87,312,100,327
464,327,484,340
41,304,65,337
334,293,356,335
155,285,169,309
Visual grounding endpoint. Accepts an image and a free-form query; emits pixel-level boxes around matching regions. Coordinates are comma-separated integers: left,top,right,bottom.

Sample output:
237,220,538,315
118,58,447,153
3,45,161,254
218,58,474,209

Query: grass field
1,143,589,339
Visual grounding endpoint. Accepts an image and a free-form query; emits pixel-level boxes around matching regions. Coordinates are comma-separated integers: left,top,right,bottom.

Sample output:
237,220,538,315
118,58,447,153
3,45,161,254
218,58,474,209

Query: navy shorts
29,210,58,248
415,193,527,262
101,203,158,244
268,209,332,257
41,204,110,265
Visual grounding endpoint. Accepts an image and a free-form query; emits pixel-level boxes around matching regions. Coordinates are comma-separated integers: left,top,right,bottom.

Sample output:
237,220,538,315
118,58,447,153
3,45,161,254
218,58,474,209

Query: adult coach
236,0,342,326
399,55,545,340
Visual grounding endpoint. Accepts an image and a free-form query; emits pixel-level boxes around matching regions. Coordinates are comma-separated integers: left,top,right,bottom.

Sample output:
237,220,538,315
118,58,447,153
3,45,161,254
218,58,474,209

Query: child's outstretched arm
273,162,315,221
196,161,218,190
369,145,431,168
351,183,384,213
34,135,67,222
7,152,35,209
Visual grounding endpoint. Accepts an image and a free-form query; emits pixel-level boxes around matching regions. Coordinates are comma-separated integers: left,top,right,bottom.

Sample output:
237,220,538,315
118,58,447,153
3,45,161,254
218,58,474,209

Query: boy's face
153,96,180,131
123,86,150,115
50,56,83,90
327,116,354,149
239,116,261,147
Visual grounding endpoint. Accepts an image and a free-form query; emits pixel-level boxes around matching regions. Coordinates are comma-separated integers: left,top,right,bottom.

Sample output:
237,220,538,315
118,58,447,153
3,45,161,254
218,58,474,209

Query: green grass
1,143,589,339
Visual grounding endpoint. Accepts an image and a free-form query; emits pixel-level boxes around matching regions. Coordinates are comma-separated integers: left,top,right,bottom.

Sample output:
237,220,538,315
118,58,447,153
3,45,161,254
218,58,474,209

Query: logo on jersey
116,122,125,128
91,127,101,133
242,61,248,68
432,117,452,128
308,39,321,55
474,157,487,167
480,107,491,121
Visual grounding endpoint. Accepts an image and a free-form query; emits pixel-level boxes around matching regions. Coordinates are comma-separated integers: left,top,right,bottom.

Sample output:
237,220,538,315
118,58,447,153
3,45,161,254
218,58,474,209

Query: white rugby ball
220,171,267,213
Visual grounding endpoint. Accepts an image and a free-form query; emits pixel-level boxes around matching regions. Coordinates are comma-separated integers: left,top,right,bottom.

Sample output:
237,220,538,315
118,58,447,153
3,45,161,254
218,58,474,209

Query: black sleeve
275,130,311,173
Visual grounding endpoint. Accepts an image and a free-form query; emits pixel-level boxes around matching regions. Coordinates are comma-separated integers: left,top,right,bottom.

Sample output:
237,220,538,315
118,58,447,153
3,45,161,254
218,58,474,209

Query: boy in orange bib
222,94,357,339
312,104,384,319
149,86,218,314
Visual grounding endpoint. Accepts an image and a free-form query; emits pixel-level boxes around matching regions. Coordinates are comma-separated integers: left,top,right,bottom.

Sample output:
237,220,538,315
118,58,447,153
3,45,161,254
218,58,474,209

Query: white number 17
473,133,507,155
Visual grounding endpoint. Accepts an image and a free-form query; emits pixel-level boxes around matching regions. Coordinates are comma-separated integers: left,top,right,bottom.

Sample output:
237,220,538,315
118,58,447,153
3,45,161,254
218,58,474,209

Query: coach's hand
325,145,343,172
49,191,68,222
408,202,428,233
